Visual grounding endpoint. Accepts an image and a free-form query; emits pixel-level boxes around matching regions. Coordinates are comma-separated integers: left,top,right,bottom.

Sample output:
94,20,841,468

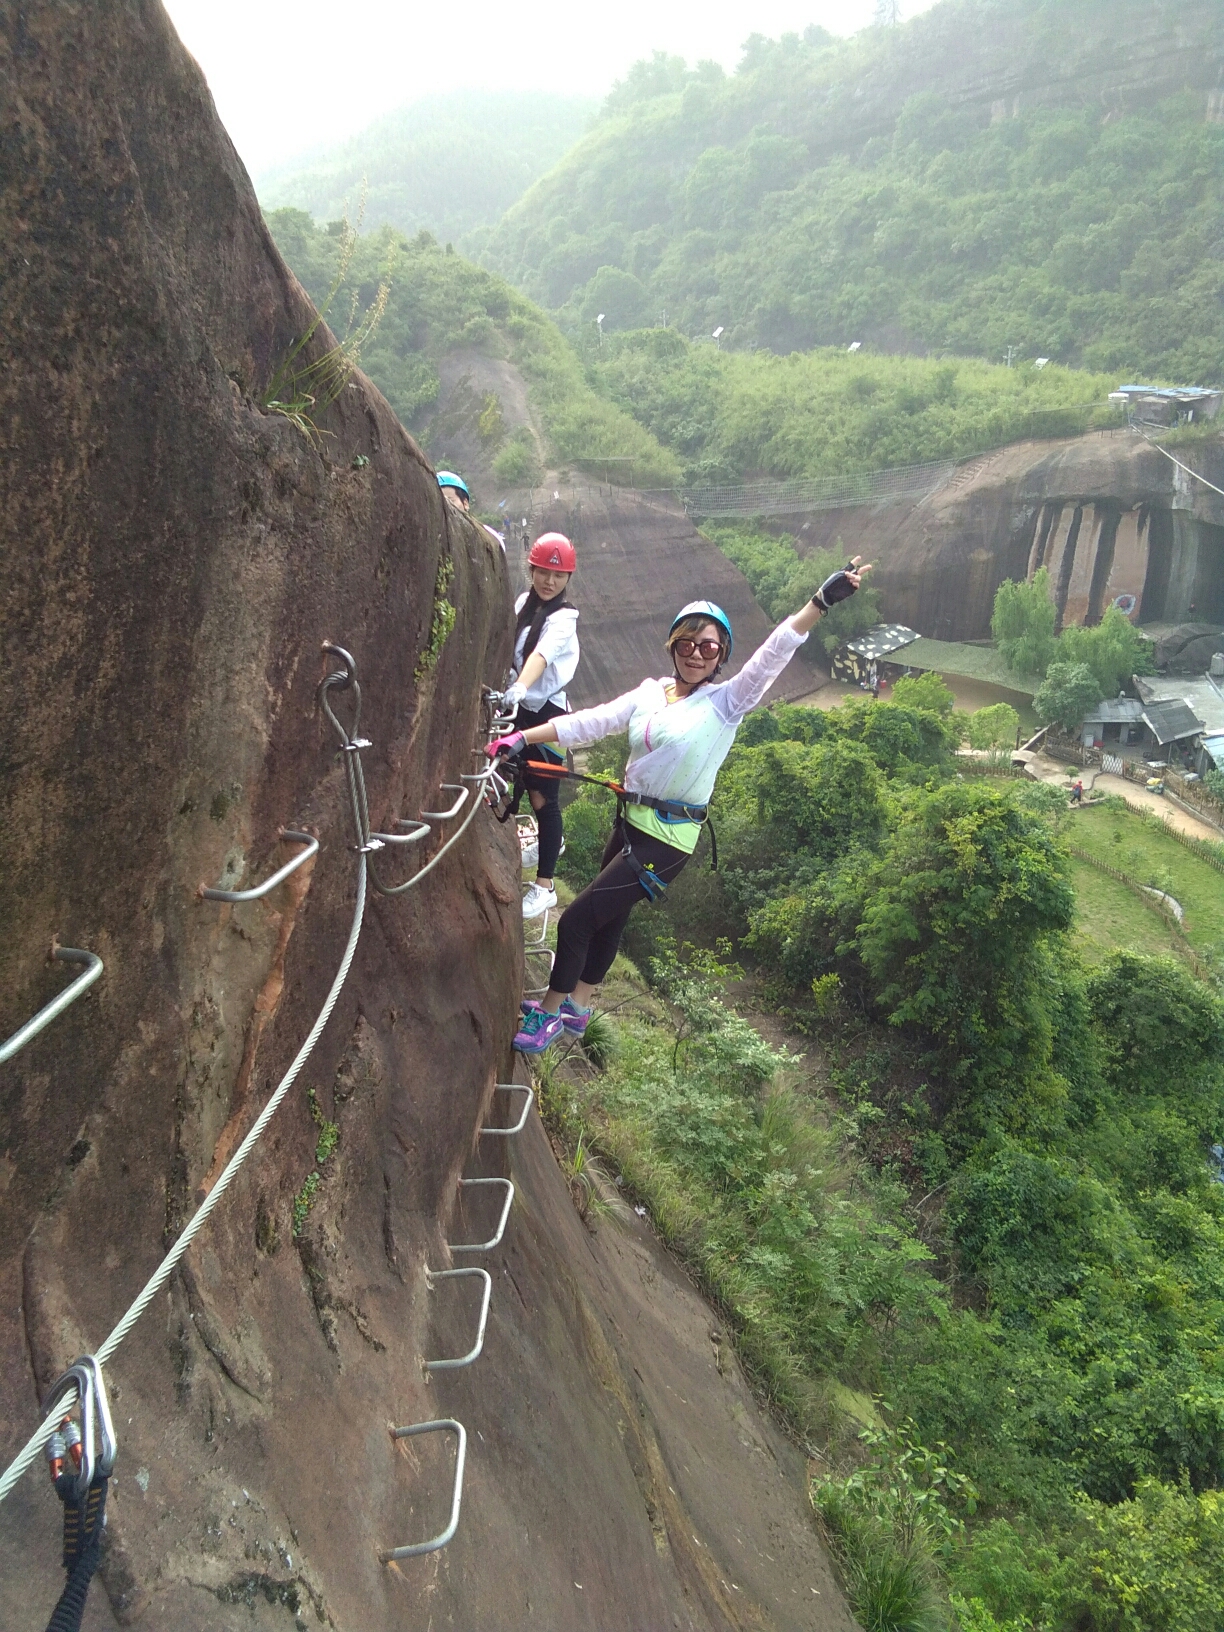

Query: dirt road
1028,753,1224,843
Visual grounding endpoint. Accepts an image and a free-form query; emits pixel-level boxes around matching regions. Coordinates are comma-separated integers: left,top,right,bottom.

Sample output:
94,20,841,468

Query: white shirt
511,592,580,711
553,621,808,818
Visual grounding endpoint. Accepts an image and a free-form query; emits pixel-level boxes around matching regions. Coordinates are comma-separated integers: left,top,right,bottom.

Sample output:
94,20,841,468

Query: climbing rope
1133,428,1224,500
1,645,499,1508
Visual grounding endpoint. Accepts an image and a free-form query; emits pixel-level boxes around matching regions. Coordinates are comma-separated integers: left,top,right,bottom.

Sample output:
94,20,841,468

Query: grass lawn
1067,857,1184,964
1069,804,1224,962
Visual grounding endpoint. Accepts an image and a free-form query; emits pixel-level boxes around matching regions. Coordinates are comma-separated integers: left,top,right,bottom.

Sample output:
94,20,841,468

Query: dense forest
480,0,1224,381
258,89,596,245
268,210,1122,487
265,209,680,486
588,329,1118,483
550,698,1224,1632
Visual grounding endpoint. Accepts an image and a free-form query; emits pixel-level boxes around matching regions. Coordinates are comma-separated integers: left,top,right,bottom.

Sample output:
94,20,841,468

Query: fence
1066,843,1212,982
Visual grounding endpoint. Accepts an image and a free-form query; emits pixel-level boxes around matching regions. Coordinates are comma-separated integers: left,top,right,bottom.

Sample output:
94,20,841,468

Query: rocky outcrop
0,8,845,1629
418,362,822,702
793,431,1224,642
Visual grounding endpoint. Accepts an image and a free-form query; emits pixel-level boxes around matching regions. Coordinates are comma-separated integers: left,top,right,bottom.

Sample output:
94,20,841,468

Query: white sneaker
519,835,564,872
522,882,558,919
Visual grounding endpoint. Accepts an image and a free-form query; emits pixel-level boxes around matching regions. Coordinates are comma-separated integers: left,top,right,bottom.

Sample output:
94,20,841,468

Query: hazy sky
163,0,937,178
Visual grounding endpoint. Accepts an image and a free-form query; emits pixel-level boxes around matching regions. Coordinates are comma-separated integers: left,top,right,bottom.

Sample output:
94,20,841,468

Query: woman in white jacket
490,559,870,1053
501,532,581,919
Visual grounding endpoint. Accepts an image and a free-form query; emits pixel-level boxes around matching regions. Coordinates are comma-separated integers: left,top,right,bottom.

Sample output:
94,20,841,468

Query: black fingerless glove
812,565,859,611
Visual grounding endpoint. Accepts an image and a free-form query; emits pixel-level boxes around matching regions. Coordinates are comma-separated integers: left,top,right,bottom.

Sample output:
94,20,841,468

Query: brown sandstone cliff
0,8,849,1630
792,432,1224,642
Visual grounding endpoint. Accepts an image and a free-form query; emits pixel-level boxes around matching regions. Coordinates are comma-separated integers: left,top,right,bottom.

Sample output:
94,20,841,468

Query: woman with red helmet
503,533,580,919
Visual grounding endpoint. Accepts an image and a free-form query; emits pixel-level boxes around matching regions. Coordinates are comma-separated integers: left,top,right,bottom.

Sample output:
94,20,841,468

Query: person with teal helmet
488,560,872,1053
437,470,470,511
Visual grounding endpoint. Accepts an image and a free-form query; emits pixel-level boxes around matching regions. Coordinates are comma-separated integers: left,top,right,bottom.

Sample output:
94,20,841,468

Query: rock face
792,432,1224,642
0,8,847,1629
516,486,822,706
418,362,823,703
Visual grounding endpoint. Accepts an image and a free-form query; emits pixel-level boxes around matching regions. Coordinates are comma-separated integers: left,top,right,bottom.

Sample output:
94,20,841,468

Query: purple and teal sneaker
513,1006,566,1054
519,997,592,1035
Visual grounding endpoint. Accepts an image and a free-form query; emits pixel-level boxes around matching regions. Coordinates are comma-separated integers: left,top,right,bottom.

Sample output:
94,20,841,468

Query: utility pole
874,0,901,24
596,313,604,349
1005,344,1017,368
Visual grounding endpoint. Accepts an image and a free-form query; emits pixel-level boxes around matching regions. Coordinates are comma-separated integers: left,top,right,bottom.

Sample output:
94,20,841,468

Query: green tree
991,570,1058,678
967,703,1020,750
1057,605,1153,696
754,738,886,862
851,782,1075,1089
891,671,955,718
1033,661,1102,731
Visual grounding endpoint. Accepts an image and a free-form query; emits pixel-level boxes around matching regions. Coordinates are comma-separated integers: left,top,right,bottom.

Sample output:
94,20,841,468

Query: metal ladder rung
481,1085,533,1137
423,1269,492,1372
1,946,103,1066
449,1178,514,1253
379,1419,467,1561
420,785,469,822
199,829,317,902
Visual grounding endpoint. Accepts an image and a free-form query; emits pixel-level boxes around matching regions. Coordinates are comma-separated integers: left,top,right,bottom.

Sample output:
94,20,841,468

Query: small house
1137,698,1205,765
830,624,919,685
1080,696,1144,748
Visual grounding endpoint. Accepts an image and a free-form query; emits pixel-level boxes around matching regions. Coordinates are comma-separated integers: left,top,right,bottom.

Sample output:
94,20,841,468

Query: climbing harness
488,753,718,881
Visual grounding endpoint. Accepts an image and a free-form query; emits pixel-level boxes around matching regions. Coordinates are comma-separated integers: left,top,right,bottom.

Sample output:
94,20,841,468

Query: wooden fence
1066,844,1213,982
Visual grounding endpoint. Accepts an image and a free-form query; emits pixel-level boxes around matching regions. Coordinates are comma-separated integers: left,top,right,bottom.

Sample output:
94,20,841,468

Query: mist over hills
257,89,597,244
477,0,1224,381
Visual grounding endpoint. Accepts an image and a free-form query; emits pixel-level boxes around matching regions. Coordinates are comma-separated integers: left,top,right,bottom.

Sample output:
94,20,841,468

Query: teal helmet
668,600,733,663
437,470,470,499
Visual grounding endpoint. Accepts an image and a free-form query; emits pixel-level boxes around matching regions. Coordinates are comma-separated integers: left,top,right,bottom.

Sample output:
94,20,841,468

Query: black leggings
551,819,691,993
523,750,563,878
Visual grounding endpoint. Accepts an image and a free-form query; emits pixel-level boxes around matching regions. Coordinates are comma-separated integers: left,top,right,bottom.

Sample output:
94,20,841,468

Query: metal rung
423,1269,492,1372
450,1178,514,1253
369,818,431,847
420,785,469,822
199,829,318,902
379,1419,467,1561
1,946,103,1066
481,1085,533,1137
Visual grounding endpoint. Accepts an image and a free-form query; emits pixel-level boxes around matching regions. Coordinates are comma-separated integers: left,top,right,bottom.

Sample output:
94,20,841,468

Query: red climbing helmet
527,532,576,573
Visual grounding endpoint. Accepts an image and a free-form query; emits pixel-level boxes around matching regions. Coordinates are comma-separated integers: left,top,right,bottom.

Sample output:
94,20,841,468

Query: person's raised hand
813,555,873,609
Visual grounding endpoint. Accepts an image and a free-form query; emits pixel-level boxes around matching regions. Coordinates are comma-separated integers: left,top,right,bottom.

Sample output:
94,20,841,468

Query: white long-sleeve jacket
511,592,580,711
553,620,808,851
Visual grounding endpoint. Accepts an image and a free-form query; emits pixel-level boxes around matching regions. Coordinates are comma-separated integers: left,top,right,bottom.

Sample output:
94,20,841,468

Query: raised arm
719,557,871,720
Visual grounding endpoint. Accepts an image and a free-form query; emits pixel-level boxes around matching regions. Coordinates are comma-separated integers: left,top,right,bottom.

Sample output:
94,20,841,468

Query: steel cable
0,855,367,1504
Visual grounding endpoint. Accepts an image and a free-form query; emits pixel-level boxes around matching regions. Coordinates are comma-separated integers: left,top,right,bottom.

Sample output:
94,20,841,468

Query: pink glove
485,730,526,761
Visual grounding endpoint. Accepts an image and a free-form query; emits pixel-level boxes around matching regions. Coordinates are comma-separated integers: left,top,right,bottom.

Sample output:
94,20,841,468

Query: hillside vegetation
548,704,1224,1632
481,0,1224,381
266,210,680,486
590,329,1118,483
258,90,596,245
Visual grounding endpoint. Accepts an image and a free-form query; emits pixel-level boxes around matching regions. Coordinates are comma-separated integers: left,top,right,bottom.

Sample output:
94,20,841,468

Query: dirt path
1028,753,1224,842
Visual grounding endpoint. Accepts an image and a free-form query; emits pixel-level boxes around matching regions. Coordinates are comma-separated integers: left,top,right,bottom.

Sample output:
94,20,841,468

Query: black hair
515,584,572,664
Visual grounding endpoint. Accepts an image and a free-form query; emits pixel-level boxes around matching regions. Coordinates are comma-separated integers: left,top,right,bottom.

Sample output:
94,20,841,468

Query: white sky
162,0,938,177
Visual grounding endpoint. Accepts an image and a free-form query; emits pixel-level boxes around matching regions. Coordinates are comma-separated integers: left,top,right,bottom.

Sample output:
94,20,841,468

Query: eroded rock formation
0,8,846,1629
793,432,1224,642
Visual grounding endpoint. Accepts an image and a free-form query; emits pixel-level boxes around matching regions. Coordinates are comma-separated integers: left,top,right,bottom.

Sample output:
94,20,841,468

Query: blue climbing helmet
668,600,733,663
436,470,470,499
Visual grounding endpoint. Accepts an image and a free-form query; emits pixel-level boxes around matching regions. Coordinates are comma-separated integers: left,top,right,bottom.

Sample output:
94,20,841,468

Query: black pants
551,819,691,993
517,704,565,879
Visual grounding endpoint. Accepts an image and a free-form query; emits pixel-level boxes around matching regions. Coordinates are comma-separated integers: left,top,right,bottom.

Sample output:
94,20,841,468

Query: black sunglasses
673,637,724,661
